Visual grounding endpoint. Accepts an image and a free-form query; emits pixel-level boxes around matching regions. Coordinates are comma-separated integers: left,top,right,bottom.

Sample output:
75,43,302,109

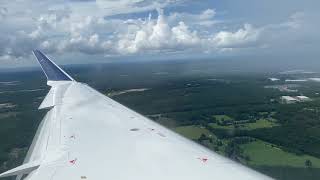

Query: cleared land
213,115,233,121
210,118,279,130
241,140,320,168
175,125,215,140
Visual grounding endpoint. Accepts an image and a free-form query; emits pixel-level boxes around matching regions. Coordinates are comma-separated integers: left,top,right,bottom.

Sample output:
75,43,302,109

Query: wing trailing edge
0,161,40,178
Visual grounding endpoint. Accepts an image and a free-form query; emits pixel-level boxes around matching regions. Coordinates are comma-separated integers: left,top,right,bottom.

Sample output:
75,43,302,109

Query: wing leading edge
0,50,273,180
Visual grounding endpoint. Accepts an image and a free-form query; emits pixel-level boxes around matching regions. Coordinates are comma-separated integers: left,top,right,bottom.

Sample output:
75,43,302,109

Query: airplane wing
0,50,273,180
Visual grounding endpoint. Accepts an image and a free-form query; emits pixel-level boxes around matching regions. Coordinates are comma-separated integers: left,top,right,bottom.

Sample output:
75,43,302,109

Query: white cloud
96,0,179,16
199,9,216,20
168,9,219,27
172,22,200,45
284,12,305,29
117,9,201,54
0,5,264,62
1,0,316,66
211,24,261,48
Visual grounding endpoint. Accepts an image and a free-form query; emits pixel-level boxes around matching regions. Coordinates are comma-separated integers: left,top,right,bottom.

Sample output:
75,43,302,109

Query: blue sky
0,0,319,68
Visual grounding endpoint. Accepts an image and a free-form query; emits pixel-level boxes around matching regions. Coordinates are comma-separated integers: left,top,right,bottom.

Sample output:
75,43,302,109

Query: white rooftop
281,96,297,101
269,78,280,81
296,96,310,100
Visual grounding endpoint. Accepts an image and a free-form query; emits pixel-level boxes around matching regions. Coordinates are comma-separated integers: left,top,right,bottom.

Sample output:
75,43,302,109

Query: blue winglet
33,50,74,81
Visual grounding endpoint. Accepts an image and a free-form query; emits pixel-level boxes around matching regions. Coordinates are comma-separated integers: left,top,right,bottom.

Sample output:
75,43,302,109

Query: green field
240,119,279,130
213,115,233,121
175,125,215,140
209,123,234,130
241,140,320,168
209,118,278,130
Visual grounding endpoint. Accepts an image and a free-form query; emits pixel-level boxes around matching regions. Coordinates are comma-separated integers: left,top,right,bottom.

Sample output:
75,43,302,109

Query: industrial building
296,96,311,102
281,96,298,104
280,95,311,104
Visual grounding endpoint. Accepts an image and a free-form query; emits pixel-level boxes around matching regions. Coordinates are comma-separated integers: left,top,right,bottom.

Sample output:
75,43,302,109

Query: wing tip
33,49,74,82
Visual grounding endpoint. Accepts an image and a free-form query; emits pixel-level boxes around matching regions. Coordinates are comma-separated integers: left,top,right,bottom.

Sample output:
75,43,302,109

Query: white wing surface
0,50,273,180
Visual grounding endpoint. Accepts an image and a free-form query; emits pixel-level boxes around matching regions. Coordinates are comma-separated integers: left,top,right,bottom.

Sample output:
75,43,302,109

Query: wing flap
39,82,72,109
0,161,40,178
38,87,55,109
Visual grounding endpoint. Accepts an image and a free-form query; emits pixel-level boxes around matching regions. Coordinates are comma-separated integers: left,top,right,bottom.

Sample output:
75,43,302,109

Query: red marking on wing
69,158,77,165
202,158,208,162
198,157,208,163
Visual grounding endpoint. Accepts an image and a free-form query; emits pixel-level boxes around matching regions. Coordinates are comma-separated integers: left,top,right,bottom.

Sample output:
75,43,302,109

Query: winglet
33,50,74,82
0,161,40,178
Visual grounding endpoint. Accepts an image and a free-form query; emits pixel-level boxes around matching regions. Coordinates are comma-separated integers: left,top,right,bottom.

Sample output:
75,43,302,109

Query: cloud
211,24,261,48
117,9,201,54
200,9,216,19
1,0,318,66
67,0,183,18
96,0,179,16
285,12,305,29
0,5,263,61
168,9,219,27
0,7,8,19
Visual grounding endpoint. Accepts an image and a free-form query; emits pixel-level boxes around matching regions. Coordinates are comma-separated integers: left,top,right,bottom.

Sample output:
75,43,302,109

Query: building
280,95,311,104
268,78,280,82
296,96,311,102
281,96,298,104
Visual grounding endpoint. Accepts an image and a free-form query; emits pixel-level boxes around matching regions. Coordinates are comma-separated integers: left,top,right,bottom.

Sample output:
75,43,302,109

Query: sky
0,0,319,68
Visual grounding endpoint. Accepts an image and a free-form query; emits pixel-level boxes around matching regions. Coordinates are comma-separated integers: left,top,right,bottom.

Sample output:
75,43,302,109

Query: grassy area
175,125,214,140
241,140,320,168
209,123,234,130
254,166,320,180
241,119,279,130
209,118,278,130
213,115,233,121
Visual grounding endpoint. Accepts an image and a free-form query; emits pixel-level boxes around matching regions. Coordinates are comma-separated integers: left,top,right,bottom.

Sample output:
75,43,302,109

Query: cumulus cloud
96,0,179,16
200,9,216,19
168,9,219,27
0,5,264,61
117,10,200,54
1,0,316,66
212,24,261,48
